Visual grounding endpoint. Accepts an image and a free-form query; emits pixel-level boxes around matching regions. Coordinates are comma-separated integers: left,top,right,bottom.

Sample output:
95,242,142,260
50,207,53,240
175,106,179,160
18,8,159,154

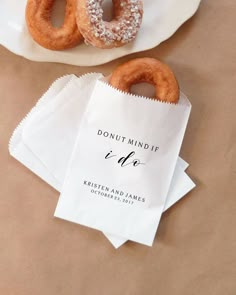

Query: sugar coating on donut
84,0,143,46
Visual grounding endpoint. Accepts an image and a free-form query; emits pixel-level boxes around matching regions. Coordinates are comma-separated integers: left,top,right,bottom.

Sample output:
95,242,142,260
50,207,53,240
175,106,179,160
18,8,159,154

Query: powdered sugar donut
76,0,143,49
109,58,180,103
26,0,83,50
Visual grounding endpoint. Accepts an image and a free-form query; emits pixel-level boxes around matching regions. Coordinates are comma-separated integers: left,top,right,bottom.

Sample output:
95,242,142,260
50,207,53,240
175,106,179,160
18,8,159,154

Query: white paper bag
9,74,195,248
55,79,192,246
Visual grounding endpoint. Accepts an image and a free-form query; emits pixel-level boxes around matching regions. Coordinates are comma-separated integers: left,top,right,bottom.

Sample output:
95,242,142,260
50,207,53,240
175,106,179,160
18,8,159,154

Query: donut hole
51,0,66,28
101,0,113,21
130,83,156,98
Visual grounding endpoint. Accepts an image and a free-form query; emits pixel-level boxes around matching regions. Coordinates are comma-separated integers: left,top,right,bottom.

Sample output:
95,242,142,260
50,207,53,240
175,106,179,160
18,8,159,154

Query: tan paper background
0,1,235,294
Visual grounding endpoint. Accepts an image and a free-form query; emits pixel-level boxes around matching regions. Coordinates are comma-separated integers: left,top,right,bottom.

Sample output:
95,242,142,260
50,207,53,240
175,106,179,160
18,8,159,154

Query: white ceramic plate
0,0,201,66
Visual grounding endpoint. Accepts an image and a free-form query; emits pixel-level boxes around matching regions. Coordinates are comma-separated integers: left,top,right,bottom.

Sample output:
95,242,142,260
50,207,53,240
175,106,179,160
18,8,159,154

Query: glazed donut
25,0,83,50
76,0,143,49
109,58,180,103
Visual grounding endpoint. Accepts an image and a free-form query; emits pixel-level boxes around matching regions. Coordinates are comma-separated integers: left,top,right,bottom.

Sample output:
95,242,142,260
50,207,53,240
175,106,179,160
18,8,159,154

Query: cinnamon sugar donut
110,58,180,103
76,0,143,49
25,0,83,50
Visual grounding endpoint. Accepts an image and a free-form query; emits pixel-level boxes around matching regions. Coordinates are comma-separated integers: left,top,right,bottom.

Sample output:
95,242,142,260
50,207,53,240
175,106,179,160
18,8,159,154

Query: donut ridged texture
76,0,143,49
109,58,180,103
25,0,83,50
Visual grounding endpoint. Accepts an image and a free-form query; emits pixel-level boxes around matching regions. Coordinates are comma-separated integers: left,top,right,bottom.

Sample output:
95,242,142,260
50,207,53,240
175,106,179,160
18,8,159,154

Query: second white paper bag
55,79,192,246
